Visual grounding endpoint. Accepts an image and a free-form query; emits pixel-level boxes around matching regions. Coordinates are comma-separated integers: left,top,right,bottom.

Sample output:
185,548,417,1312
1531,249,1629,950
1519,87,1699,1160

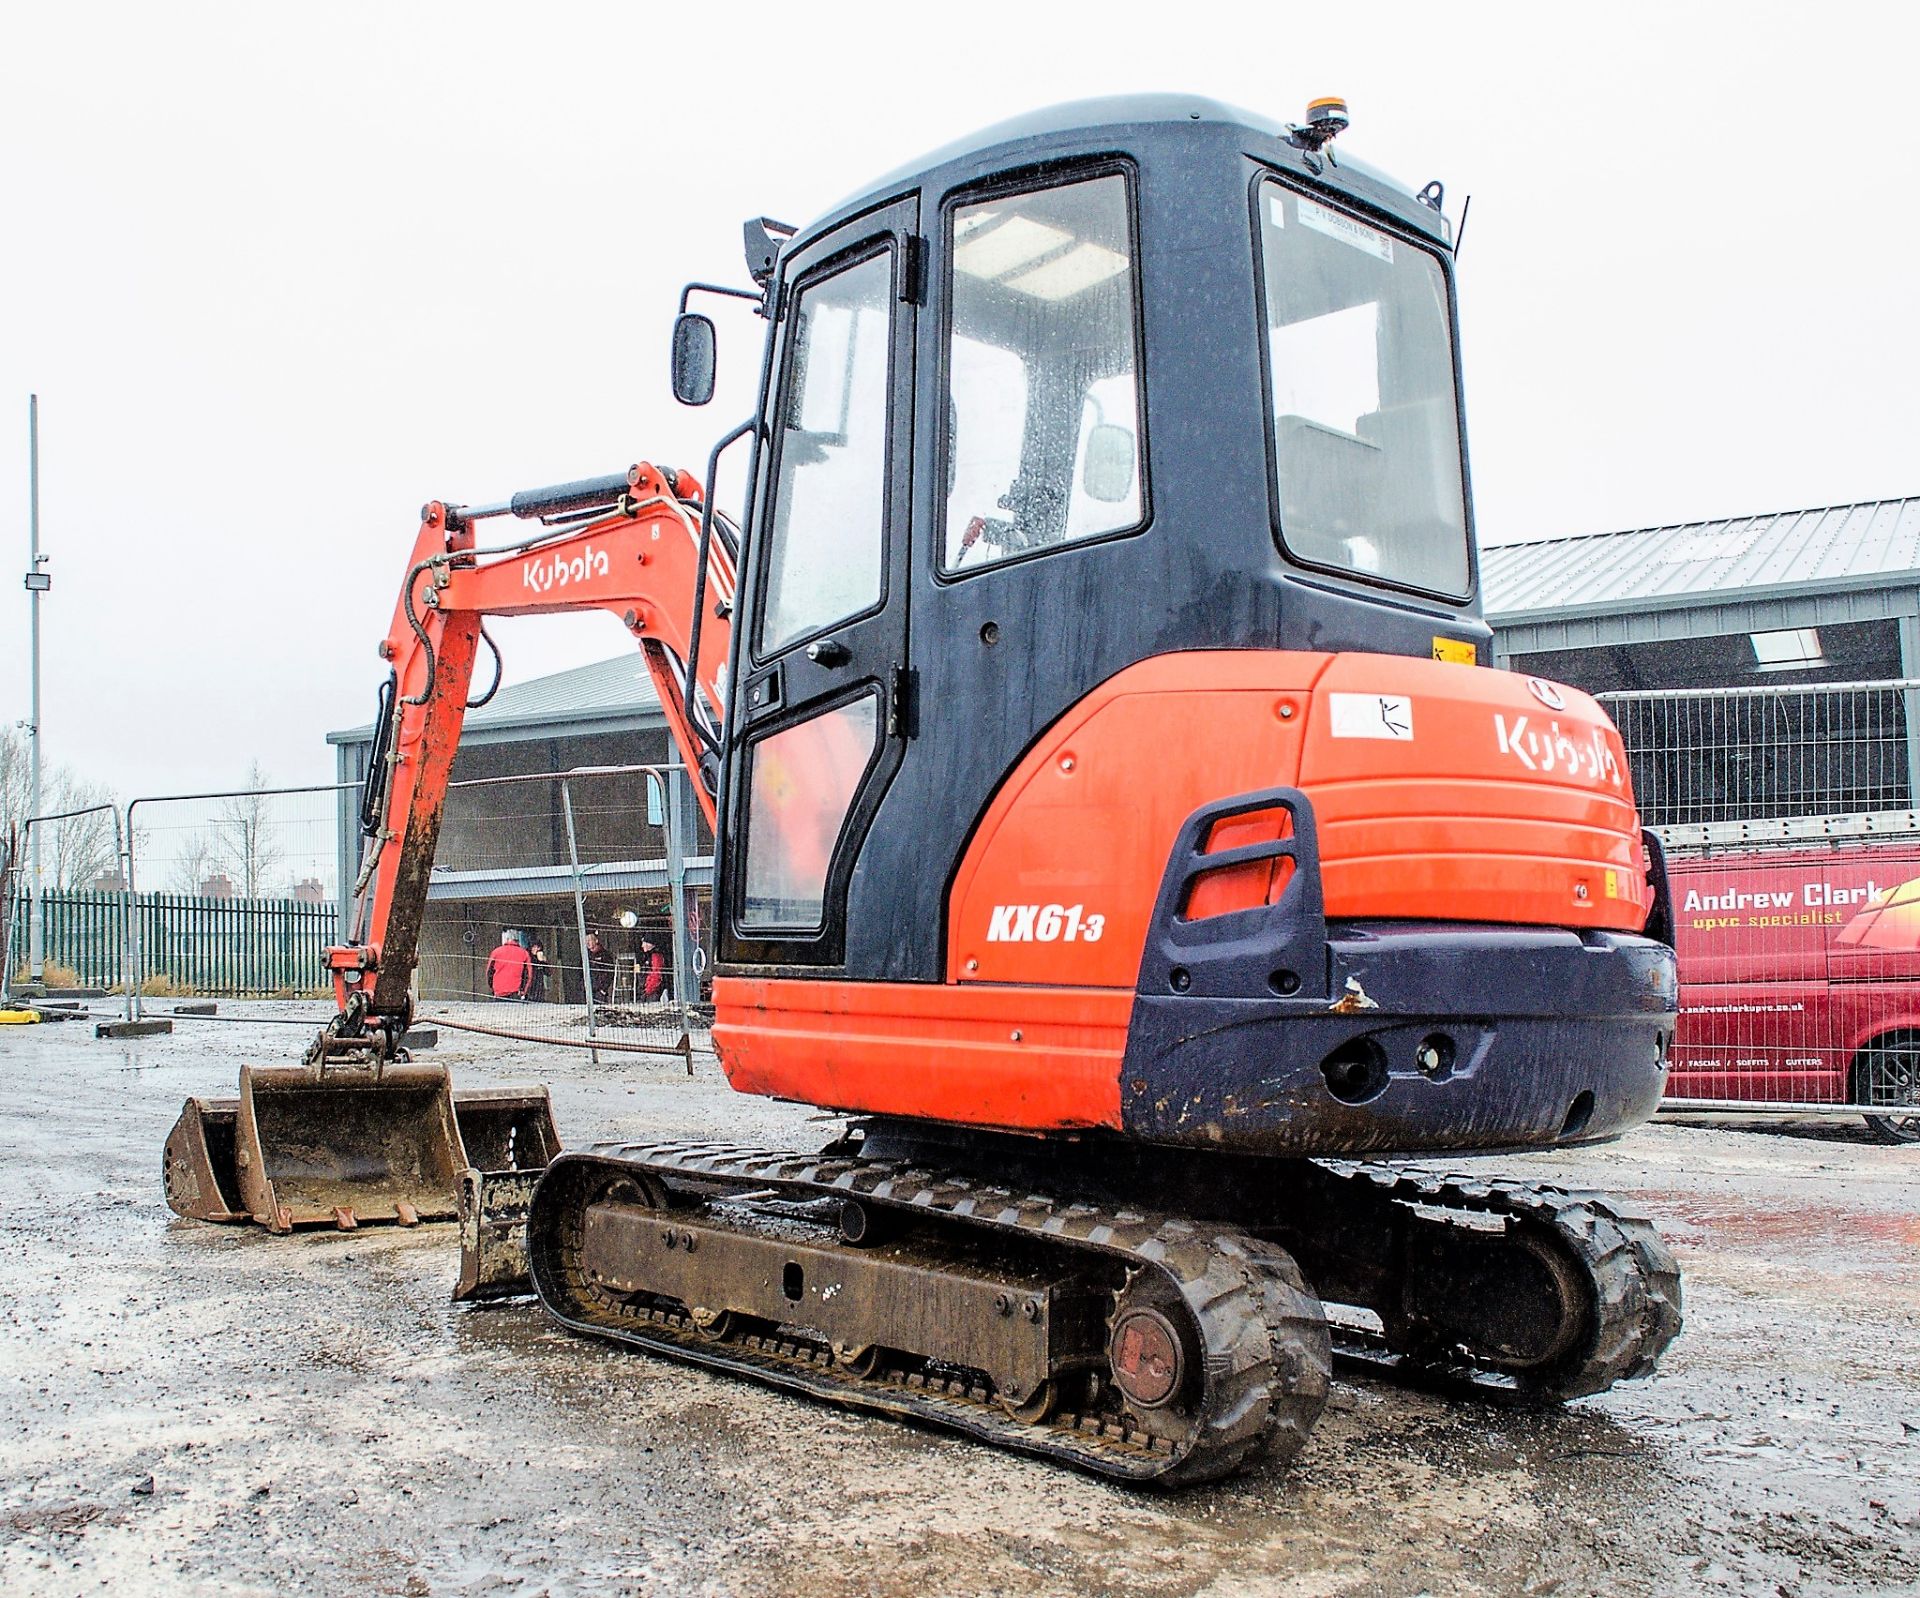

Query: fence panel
1603,679,1920,1137
126,784,349,1002
409,764,702,1058
0,828,16,1000
6,804,127,994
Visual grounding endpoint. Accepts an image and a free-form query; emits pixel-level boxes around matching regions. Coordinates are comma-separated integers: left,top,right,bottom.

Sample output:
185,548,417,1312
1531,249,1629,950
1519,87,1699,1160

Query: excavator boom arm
338,461,734,1026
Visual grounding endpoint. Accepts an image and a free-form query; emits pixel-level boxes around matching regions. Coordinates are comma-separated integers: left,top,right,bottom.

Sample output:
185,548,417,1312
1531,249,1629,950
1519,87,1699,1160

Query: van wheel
1855,1035,1920,1145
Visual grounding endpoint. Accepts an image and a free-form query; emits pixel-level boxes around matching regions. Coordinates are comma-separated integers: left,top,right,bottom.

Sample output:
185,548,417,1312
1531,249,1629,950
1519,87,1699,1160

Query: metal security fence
1602,679,1920,1139
408,764,705,1060
0,828,15,994
1605,678,1915,828
9,889,127,988
130,892,335,996
5,889,333,997
5,803,128,997
125,783,349,1006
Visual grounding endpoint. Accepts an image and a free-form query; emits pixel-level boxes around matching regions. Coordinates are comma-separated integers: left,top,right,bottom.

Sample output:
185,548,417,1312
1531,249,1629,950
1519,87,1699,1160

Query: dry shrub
11,960,82,989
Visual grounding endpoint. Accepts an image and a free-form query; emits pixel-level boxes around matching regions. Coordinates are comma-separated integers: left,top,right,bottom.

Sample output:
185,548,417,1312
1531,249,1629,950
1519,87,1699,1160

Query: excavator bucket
163,1071,560,1235
161,1095,251,1223
234,1062,463,1232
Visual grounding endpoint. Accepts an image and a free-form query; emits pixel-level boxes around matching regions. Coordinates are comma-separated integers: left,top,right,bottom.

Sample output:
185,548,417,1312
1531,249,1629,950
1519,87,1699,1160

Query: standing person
486,931,531,1000
525,940,549,1003
640,937,667,1003
585,931,615,1005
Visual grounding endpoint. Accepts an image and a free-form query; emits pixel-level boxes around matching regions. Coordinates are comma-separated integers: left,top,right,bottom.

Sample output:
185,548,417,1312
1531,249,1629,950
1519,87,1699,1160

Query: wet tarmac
2,1005,1916,1596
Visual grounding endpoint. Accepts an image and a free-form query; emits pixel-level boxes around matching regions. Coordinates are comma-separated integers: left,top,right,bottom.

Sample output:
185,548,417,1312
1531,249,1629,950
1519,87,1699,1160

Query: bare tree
47,777,119,888
167,829,223,895
0,727,29,845
217,761,284,899
0,729,120,889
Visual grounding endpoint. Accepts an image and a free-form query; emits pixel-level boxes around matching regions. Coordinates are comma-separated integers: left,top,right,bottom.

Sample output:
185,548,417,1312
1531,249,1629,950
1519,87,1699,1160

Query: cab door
722,196,918,968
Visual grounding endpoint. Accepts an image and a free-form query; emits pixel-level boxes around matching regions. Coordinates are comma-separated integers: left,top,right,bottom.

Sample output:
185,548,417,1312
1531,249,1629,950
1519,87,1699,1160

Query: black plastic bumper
1120,787,1678,1157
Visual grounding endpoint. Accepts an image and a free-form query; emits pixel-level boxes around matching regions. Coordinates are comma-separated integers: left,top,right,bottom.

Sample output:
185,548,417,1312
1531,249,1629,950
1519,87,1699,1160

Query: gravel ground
1,1003,1916,1597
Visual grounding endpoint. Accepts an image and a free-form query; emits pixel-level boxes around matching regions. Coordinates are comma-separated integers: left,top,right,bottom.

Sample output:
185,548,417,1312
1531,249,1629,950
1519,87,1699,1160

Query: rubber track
1313,1160,1684,1399
528,1141,1332,1486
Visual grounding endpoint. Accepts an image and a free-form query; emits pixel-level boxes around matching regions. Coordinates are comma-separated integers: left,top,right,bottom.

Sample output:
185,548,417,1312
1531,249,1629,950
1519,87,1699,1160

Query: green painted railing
7,890,335,996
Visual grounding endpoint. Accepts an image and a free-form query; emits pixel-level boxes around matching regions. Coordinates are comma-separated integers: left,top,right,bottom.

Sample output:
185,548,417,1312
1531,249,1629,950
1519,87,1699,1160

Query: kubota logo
522,544,610,593
987,903,1106,943
1494,714,1624,786
1526,677,1567,711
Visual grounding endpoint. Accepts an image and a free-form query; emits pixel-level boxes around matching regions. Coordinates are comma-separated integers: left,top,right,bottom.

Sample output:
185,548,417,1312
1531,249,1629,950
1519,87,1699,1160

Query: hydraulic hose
358,672,399,837
468,624,503,709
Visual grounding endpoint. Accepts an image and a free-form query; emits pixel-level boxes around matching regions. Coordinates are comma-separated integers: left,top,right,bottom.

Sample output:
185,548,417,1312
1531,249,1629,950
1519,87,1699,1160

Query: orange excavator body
164,96,1683,1489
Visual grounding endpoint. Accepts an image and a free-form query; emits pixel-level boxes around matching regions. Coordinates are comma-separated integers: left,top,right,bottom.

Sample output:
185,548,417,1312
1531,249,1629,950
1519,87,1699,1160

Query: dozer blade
446,1086,561,1173
454,1165,541,1302
162,1073,560,1235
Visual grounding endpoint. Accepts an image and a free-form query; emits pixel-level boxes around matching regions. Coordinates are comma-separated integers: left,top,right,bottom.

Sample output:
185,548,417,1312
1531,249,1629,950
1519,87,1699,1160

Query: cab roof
801,93,1450,255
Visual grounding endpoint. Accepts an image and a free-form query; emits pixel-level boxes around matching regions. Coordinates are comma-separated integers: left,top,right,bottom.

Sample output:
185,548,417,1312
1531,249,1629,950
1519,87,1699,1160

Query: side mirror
671,313,717,407
1081,423,1135,504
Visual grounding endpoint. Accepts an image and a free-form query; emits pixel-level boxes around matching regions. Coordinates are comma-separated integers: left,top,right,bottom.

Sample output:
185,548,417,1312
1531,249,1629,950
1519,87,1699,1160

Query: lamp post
23,395,49,985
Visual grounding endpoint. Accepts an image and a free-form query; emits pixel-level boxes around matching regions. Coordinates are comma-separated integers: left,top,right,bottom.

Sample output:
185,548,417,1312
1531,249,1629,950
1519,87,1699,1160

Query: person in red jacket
486,931,531,999
640,937,667,1002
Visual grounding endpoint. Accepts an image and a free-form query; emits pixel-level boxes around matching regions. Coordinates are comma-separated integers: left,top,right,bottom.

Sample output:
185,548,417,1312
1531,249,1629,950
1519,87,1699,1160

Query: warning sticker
1329,692,1413,741
1431,636,1476,666
1297,197,1393,263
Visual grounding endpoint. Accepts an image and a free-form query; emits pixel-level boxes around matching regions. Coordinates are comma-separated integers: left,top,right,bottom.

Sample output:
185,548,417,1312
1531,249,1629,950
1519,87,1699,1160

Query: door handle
805,638,851,667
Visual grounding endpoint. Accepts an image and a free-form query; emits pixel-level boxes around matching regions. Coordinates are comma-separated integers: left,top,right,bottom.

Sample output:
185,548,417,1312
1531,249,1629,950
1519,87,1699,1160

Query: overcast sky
4,1,1917,802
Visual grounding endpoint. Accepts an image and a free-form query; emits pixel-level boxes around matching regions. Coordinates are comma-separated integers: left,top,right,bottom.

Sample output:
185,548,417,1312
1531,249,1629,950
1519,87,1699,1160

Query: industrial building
1483,495,1920,825
327,655,711,1007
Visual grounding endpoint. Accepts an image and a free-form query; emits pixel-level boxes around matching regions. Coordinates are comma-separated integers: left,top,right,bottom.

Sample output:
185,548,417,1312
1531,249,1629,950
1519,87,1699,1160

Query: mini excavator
167,96,1682,1484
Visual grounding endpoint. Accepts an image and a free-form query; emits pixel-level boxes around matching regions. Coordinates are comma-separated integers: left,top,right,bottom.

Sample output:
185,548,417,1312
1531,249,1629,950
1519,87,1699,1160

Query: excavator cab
700,95,1673,1156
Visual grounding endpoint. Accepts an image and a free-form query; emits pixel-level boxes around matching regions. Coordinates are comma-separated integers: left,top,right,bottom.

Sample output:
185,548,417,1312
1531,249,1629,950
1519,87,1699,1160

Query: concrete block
94,1019,174,1039
170,1002,218,1016
401,1027,439,1050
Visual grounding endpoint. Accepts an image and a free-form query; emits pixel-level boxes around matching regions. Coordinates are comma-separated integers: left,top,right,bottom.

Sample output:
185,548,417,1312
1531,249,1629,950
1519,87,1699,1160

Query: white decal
1329,692,1413,740
1493,713,1624,786
1296,197,1394,262
521,543,611,595
1526,677,1567,711
986,903,1105,943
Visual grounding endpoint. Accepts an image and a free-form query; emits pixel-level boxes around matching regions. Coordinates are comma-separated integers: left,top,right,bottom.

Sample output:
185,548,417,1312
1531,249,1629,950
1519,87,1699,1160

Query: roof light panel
954,215,1073,281
1005,242,1129,301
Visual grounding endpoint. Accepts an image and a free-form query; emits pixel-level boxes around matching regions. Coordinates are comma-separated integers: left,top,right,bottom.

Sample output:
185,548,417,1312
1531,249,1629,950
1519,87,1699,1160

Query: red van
1665,841,1920,1142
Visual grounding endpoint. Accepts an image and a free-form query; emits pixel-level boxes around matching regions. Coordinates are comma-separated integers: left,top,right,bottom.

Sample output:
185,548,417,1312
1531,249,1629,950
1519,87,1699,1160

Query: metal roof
1482,496,1920,623
327,653,662,746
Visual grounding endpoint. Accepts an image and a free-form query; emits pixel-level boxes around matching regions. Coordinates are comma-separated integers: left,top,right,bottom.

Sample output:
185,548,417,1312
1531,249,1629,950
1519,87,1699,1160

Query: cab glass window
942,172,1144,571
758,248,895,656
1258,180,1469,597
740,696,879,929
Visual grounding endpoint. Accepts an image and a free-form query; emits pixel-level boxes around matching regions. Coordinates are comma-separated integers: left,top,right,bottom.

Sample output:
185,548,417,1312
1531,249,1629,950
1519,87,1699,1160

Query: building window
1750,628,1827,672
